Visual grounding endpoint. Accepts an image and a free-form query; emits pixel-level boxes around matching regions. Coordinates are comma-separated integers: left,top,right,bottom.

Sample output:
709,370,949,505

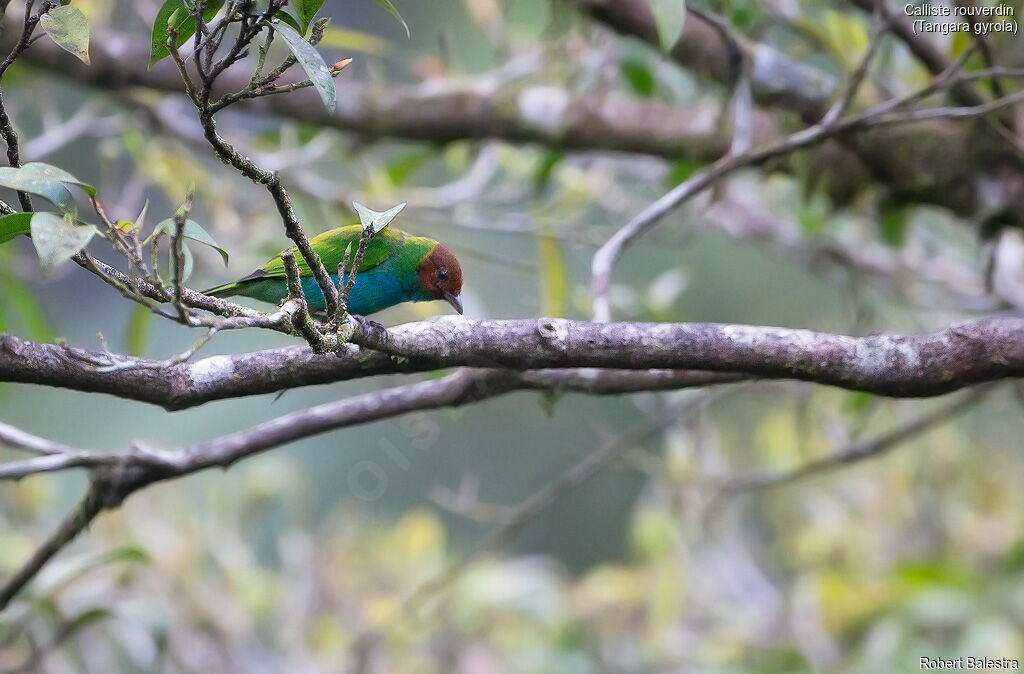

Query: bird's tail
200,281,239,298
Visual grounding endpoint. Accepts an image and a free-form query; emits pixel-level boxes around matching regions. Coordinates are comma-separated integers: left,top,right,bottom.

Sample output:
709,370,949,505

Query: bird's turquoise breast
243,262,424,316
308,266,410,315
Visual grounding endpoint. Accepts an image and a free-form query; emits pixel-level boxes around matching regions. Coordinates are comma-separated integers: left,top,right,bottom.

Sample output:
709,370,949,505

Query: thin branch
394,390,719,617
820,6,888,127
0,422,80,456
334,225,375,327
0,0,51,211
0,369,517,609
850,0,983,107
717,386,991,493
0,486,104,610
170,188,193,321
280,250,333,351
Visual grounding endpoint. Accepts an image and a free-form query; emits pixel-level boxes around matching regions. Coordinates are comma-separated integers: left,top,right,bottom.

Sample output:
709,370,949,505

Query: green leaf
125,304,152,356
0,213,32,244
276,10,303,33
385,148,431,186
0,163,96,216
270,20,337,114
648,0,686,52
33,544,150,597
842,391,874,415
537,389,563,417
149,0,225,68
39,6,91,65
0,273,53,341
16,162,96,196
878,205,909,247
118,199,150,234
63,607,112,639
620,59,655,98
153,218,229,265
536,232,568,317
318,26,390,56
532,149,564,196
371,0,410,38
0,177,74,216
30,212,96,272
352,201,405,232
293,0,325,33
665,158,702,187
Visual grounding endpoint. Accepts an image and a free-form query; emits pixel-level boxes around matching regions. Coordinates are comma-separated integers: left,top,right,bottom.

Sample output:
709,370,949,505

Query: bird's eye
437,268,448,281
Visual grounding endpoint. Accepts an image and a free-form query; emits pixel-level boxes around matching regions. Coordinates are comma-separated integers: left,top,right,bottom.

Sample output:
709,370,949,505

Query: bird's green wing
258,224,394,278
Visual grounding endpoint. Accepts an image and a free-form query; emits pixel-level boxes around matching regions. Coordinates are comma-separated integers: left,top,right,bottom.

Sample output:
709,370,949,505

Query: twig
0,0,52,211
334,224,375,327
589,53,1020,321
393,390,721,617
0,369,519,610
170,188,194,321
820,6,889,127
717,386,991,493
280,250,334,351
0,422,79,456
0,486,104,610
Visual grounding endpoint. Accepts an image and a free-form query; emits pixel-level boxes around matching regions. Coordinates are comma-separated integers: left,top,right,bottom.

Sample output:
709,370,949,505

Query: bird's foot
347,315,393,351
350,314,386,334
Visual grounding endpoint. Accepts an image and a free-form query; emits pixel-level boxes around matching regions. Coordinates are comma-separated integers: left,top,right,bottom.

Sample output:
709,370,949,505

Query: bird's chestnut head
418,243,464,314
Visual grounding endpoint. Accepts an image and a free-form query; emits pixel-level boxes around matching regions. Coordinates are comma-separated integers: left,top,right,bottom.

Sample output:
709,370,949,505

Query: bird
202,224,463,316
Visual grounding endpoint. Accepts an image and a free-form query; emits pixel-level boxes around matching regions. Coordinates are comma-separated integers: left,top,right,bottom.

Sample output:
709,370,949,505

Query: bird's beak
443,291,463,315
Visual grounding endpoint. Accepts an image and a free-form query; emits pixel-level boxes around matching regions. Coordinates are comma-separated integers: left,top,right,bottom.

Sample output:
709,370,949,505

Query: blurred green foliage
1,0,1022,671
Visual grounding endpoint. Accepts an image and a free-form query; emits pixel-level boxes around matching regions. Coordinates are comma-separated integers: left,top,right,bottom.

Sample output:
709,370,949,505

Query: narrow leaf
30,212,96,272
62,608,112,638
536,232,568,317
371,0,410,38
135,200,150,232
153,218,229,265
271,20,337,113
648,0,686,52
125,304,152,356
0,274,53,341
620,59,656,98
879,206,909,247
39,6,91,65
352,201,405,232
34,545,150,596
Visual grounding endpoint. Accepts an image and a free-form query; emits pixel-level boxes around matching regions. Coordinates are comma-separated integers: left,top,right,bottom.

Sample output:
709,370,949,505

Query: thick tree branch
7,26,763,161
0,485,104,610
1,317,1022,408
567,0,835,116
7,25,1019,219
589,67,1024,320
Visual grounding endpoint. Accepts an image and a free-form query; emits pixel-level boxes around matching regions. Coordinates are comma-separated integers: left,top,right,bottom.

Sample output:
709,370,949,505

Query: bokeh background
2,0,1024,671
